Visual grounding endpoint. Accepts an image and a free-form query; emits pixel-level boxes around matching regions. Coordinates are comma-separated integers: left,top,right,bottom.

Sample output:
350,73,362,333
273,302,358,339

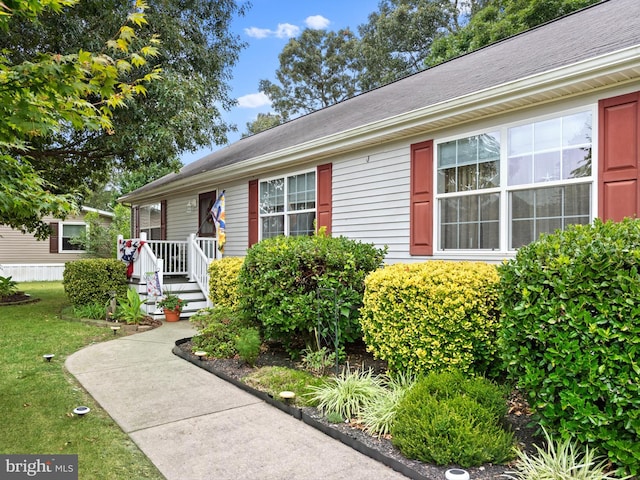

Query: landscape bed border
172,337,509,480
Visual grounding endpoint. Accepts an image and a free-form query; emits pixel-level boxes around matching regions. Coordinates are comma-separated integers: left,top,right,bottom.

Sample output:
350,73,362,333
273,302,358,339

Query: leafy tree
259,28,361,121
0,0,160,239
1,0,248,196
83,159,183,211
243,113,283,138
426,0,600,66
71,204,131,258
356,0,458,91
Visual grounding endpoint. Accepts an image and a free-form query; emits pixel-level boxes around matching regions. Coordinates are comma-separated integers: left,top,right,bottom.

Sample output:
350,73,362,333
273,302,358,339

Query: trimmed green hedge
360,261,501,376
63,259,128,307
238,234,386,355
498,218,640,476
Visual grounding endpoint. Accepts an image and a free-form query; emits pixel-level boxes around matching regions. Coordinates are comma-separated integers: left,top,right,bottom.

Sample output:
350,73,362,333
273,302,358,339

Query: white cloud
244,23,300,39
275,23,300,38
244,26,272,39
237,92,272,109
305,15,330,30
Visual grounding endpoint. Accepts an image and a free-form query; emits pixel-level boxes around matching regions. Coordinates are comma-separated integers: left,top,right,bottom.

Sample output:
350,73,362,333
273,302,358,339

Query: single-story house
119,0,640,300
0,207,114,281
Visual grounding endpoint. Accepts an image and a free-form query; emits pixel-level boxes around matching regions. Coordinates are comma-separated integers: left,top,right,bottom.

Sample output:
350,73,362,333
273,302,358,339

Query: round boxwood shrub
498,218,640,476
360,261,501,376
63,259,128,307
391,370,513,467
238,234,386,356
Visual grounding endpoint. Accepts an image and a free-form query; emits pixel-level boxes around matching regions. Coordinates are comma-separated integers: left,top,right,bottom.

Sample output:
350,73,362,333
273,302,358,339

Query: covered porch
117,232,219,319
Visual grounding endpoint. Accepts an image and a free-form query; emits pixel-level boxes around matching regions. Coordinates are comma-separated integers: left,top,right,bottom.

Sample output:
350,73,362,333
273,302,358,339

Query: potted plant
158,293,188,322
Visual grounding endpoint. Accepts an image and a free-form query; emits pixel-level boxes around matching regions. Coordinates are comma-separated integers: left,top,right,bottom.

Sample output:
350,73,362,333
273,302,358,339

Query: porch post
188,233,196,281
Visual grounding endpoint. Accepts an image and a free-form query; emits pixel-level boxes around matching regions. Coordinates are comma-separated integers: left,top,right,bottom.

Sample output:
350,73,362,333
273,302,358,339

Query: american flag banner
210,190,226,253
144,271,163,297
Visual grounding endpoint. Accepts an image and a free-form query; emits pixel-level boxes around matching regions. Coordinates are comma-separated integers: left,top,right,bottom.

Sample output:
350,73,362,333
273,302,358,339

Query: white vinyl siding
219,182,249,258
166,194,200,241
332,144,411,263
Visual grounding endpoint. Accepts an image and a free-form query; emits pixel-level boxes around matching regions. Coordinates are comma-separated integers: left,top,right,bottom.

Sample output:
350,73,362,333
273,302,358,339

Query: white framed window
259,170,316,239
60,222,87,253
435,108,594,252
139,203,162,240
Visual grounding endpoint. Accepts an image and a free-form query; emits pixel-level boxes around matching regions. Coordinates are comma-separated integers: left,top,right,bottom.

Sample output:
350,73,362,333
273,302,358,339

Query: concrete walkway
66,321,409,480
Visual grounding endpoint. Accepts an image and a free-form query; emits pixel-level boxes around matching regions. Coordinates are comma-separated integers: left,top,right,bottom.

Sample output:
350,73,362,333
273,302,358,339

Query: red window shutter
316,163,332,235
49,222,59,254
410,140,434,256
599,91,640,221
160,200,167,240
248,180,259,247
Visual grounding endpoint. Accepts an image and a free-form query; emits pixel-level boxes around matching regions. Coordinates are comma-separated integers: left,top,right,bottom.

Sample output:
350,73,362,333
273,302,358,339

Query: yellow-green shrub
208,256,243,308
360,261,501,376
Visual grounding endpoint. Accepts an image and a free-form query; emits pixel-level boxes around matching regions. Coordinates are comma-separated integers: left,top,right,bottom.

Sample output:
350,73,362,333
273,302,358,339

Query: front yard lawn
0,282,164,480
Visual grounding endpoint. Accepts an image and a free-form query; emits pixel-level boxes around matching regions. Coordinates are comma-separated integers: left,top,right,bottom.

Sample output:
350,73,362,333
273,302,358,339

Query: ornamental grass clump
360,373,416,438
306,366,385,420
360,261,501,376
391,370,514,467
504,428,629,480
498,218,640,476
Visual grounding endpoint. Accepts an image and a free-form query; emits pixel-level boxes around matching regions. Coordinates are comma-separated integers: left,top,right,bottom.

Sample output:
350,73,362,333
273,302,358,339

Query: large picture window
436,109,593,251
259,171,316,239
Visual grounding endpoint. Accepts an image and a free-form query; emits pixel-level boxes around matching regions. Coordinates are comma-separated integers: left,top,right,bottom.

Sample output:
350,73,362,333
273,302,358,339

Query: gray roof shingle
127,0,638,197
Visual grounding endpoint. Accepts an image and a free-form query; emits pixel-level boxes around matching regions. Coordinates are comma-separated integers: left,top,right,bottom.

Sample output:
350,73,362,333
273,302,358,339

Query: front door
198,191,217,237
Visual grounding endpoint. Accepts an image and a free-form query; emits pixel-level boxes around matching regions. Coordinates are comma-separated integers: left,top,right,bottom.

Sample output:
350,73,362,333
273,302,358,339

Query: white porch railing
117,233,217,303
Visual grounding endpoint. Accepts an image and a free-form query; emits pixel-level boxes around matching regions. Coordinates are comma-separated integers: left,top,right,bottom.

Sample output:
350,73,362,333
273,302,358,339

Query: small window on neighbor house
139,203,162,240
259,171,316,239
60,223,87,252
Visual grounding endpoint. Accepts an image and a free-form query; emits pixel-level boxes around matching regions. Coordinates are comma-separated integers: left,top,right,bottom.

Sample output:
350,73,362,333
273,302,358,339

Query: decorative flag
210,190,226,253
144,271,163,297
118,238,145,278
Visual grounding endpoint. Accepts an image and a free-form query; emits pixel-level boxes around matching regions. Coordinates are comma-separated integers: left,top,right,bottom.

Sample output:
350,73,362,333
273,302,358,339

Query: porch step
129,275,208,321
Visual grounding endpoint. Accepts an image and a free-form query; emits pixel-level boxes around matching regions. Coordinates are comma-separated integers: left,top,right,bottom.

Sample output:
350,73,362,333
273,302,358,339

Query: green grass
0,282,164,480
243,366,326,407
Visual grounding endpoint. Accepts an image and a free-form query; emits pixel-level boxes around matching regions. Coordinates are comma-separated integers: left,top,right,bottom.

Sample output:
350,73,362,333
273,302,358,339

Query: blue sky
179,0,381,164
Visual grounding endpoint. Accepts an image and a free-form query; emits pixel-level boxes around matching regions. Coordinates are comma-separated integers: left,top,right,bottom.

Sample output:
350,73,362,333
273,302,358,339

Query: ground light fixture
445,469,470,480
110,325,121,335
73,406,90,416
43,354,54,362
279,391,296,404
194,351,207,361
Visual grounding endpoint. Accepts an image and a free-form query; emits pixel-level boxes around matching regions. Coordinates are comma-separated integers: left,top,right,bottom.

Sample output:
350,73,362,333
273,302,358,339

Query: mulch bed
176,339,541,480
0,292,40,306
